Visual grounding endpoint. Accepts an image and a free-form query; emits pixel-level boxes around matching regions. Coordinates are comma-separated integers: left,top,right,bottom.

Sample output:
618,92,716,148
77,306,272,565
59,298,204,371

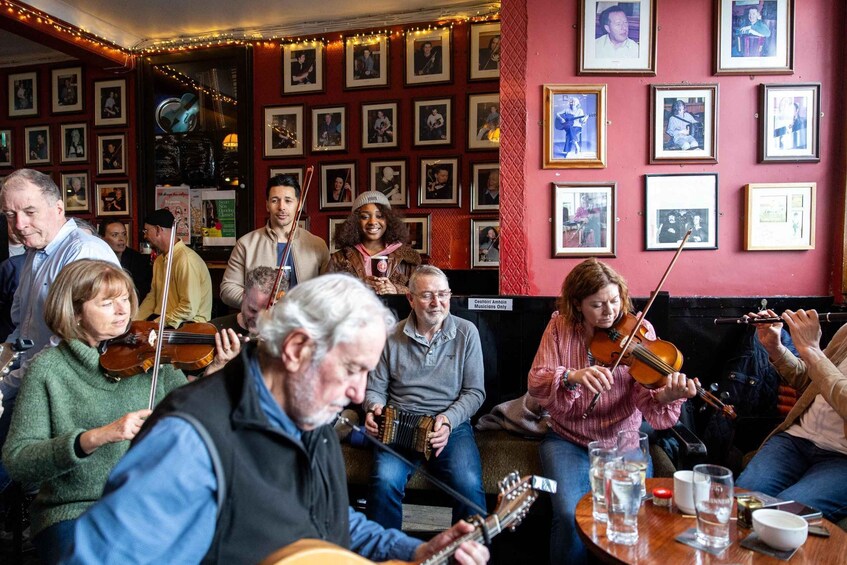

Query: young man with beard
220,174,329,308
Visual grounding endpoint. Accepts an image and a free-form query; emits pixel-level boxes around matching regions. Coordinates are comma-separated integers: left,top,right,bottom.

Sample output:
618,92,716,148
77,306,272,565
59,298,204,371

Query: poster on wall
201,189,237,246
155,185,191,243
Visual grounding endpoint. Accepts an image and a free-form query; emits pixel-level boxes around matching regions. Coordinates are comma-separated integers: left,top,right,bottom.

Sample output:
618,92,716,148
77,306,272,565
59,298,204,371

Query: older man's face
2,182,65,250
605,11,629,44
407,274,451,329
241,286,271,334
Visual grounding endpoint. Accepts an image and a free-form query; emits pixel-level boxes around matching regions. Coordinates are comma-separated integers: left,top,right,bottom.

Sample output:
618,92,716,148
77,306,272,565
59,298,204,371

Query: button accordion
376,406,436,460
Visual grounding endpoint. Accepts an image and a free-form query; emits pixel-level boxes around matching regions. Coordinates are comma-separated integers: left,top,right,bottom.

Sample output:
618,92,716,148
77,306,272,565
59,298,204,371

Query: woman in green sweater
2,259,238,564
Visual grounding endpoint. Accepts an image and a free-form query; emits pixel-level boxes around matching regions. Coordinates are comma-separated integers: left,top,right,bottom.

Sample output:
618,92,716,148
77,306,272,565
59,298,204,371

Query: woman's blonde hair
45,259,138,342
556,258,631,325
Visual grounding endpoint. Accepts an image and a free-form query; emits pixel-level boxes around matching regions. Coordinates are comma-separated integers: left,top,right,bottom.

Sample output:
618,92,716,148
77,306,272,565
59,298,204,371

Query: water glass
692,464,734,549
587,440,619,523
604,461,642,545
617,430,649,498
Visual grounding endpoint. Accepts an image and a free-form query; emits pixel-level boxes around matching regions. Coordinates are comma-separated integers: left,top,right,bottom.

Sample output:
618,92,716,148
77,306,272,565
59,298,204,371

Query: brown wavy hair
556,258,631,325
333,203,409,249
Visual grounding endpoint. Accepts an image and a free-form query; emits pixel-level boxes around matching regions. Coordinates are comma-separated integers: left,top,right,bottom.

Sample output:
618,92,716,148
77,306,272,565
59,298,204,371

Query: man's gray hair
408,265,449,294
245,266,278,295
1,168,62,205
257,273,395,361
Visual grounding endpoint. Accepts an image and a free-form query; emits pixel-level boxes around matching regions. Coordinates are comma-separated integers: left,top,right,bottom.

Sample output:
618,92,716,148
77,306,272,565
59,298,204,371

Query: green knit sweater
2,339,187,535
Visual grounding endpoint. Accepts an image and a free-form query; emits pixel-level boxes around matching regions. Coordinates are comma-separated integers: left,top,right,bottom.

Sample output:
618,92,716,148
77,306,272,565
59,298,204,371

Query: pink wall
508,0,845,297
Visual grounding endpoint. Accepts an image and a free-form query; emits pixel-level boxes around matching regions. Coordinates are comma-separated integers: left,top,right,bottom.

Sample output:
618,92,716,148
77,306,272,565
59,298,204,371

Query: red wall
509,0,845,297
251,23,499,269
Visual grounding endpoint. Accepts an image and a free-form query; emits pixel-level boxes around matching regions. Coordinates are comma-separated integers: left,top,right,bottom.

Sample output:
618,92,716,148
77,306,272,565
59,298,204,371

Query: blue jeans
33,519,77,565
366,421,486,530
737,432,847,522
540,431,653,565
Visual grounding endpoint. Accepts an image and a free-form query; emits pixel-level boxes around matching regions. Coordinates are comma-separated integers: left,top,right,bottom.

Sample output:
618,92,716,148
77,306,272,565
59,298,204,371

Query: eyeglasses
412,290,452,301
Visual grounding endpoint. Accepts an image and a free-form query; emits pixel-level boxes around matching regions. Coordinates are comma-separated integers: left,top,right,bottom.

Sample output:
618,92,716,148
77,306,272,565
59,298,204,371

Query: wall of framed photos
251,20,500,270
0,62,137,238
508,0,845,297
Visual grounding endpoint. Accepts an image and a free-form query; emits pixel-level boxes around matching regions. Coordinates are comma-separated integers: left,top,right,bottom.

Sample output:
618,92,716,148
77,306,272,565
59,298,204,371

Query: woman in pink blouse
528,258,696,565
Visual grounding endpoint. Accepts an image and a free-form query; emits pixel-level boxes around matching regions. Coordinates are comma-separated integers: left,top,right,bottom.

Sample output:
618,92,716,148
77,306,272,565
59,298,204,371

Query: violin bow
582,229,692,419
267,165,315,309
147,217,182,410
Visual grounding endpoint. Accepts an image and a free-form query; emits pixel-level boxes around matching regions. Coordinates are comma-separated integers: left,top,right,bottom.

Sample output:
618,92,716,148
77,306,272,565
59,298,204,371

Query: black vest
135,350,352,564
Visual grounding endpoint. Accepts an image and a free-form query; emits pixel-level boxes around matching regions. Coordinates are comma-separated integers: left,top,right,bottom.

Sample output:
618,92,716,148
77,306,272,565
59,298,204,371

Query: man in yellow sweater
136,209,212,327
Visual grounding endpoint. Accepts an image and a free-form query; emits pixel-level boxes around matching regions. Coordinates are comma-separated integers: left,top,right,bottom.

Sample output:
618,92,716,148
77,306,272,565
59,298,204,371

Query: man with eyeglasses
363,265,487,530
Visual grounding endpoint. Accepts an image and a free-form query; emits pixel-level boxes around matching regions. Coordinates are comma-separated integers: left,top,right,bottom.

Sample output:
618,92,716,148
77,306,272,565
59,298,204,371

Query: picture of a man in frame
664,98,704,151
65,175,88,210
772,96,807,150
477,168,500,207
731,1,776,58
290,49,316,85
14,79,33,110
101,139,123,171
316,112,342,148
28,130,48,161
367,108,394,144
594,3,640,59
425,163,454,200
101,89,121,119
65,127,85,159
476,103,501,142
353,45,380,80
271,114,298,149
478,225,500,263
57,73,78,107
414,40,442,75
478,33,501,71
420,105,447,141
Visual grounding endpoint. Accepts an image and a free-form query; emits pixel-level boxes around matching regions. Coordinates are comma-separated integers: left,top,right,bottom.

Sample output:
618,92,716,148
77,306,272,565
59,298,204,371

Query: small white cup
673,470,696,514
753,509,809,551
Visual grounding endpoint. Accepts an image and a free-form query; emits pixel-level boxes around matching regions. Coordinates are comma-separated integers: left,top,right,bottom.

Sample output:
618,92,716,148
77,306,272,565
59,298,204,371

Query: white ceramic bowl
752,508,809,551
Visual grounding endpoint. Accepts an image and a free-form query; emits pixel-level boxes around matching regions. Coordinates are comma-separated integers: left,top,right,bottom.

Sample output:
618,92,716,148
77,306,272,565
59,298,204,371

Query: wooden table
575,478,847,564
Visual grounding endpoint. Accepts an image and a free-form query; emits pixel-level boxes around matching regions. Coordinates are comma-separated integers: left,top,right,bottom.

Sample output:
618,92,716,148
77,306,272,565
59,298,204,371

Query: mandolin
259,472,556,565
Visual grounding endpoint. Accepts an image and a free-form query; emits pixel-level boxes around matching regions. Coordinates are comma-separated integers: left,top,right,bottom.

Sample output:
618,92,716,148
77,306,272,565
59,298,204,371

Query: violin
99,320,248,378
589,312,737,420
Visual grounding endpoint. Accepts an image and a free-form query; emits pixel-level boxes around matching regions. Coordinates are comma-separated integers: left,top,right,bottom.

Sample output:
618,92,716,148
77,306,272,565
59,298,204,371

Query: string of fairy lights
1,0,500,62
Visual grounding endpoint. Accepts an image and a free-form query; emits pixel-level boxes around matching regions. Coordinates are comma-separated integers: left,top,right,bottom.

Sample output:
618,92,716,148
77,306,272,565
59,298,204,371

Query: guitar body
260,539,409,565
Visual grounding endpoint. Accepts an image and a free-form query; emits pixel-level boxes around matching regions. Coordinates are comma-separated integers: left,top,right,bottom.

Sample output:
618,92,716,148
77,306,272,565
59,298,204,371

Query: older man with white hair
65,274,489,565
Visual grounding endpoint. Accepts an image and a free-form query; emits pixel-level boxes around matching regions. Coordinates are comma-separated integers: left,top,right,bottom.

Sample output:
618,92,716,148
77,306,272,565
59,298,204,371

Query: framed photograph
96,182,131,217
405,28,452,86
419,157,460,207
552,182,616,257
61,172,90,212
579,0,657,75
369,158,408,208
263,105,304,158
320,162,356,211
716,0,794,75
327,216,347,254
98,134,126,175
543,84,607,168
472,219,500,268
269,166,305,187
0,129,12,168
9,71,38,117
60,123,87,164
470,162,500,213
312,106,346,152
402,214,432,256
362,101,398,150
745,182,815,250
650,84,719,164
468,93,500,150
760,83,820,163
51,66,83,113
645,173,718,251
414,98,451,147
24,126,50,165
469,21,501,81
94,79,126,126
282,43,325,94
345,35,389,89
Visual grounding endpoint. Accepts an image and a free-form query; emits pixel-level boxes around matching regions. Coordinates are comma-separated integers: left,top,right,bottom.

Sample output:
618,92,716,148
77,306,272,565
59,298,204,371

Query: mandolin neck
420,514,506,565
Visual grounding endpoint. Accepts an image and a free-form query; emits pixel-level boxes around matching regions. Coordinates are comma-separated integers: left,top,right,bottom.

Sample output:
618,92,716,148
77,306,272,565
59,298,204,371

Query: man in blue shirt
0,168,119,491
65,274,489,565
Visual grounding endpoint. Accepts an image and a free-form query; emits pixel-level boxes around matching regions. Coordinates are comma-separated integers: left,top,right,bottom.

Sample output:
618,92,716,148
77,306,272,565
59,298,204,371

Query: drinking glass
604,460,642,545
587,440,619,522
692,464,734,549
617,430,649,499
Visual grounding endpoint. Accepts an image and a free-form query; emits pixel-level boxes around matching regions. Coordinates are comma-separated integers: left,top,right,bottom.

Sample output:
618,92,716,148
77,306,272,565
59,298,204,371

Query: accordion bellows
377,406,436,460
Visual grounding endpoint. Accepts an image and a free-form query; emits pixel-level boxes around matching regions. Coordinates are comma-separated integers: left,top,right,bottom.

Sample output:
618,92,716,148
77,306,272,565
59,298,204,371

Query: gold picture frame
543,84,607,169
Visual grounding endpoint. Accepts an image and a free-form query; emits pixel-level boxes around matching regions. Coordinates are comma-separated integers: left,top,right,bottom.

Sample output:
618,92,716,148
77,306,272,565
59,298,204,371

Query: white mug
673,470,696,514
